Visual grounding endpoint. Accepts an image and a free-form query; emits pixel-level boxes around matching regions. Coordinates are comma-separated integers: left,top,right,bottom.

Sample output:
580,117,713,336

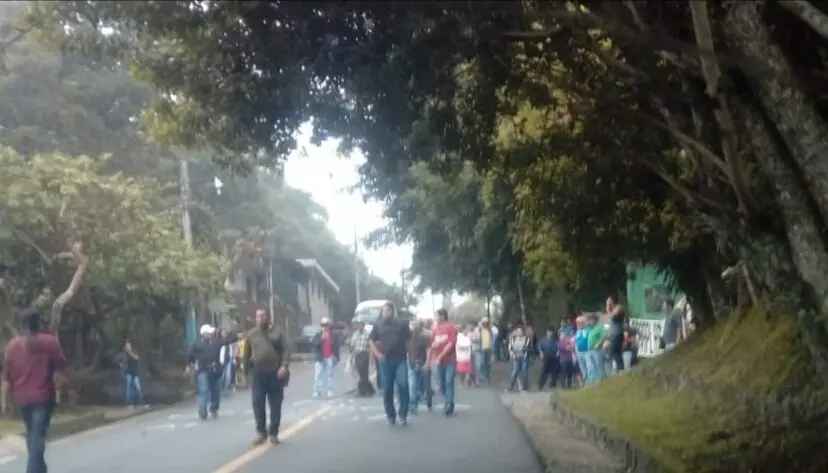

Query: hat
199,324,216,336
480,317,490,324
320,317,331,325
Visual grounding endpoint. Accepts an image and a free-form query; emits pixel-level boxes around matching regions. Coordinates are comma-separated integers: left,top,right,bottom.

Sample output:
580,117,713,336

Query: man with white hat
187,324,236,420
311,317,340,398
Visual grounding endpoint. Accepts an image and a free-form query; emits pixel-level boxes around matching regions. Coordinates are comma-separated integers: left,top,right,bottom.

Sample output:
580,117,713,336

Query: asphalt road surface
0,361,542,473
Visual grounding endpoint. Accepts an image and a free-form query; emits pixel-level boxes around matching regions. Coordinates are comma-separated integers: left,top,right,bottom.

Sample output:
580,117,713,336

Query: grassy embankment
560,308,828,473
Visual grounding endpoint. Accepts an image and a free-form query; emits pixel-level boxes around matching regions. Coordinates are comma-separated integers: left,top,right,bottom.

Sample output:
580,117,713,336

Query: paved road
0,362,542,473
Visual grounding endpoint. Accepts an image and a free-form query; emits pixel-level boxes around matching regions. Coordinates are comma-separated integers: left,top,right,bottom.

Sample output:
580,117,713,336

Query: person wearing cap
2,308,67,473
187,323,238,420
311,317,340,398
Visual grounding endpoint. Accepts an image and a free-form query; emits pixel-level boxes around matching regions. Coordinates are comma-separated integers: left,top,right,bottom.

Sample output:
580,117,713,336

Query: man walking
369,302,411,426
407,320,431,414
2,308,67,473
312,317,339,398
476,317,494,383
347,321,375,397
243,309,290,445
187,324,224,420
428,308,457,416
122,339,144,407
537,327,560,389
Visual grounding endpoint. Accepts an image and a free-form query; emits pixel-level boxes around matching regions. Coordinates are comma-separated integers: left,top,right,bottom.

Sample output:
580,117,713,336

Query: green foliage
0,147,221,326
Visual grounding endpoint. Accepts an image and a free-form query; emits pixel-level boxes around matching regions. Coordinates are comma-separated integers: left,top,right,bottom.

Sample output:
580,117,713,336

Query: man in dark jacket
311,317,340,398
187,324,238,420
243,309,290,445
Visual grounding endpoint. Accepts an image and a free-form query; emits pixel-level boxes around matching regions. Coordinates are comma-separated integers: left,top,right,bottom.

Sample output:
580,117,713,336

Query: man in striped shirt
348,321,374,397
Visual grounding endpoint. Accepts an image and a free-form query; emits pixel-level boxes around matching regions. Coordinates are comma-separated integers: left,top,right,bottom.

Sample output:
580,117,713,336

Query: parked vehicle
294,324,322,353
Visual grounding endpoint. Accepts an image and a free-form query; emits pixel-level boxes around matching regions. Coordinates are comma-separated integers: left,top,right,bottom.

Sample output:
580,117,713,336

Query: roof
295,258,340,293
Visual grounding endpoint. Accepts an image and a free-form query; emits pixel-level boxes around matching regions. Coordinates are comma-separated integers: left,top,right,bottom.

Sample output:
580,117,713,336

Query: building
217,230,341,334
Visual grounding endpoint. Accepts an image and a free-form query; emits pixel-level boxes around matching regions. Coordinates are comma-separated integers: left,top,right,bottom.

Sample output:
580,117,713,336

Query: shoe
312,392,320,398
409,407,418,416
210,410,218,419
269,436,280,445
399,417,408,426
327,390,335,397
444,403,455,416
198,410,208,421
252,434,267,446
387,417,396,426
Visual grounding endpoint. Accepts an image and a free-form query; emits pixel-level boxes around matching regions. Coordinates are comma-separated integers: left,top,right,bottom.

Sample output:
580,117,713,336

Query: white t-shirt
456,333,473,362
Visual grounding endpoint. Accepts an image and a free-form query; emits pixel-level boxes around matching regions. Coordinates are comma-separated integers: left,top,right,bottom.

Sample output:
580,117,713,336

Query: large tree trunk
738,93,828,380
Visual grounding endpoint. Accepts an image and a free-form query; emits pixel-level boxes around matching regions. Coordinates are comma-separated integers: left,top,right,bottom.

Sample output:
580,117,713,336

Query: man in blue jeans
407,320,431,414
2,308,67,473
369,302,412,426
188,324,238,420
427,308,457,416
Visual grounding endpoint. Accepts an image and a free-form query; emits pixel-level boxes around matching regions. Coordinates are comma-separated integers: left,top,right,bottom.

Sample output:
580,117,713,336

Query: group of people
505,296,641,391
187,309,290,446
339,302,461,425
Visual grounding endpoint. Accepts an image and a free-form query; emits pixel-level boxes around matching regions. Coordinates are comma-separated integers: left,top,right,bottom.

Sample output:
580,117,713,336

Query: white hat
199,324,216,336
320,317,331,325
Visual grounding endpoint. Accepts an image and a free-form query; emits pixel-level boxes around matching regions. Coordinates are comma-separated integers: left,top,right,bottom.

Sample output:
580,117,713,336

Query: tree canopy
0,3,405,388
19,1,828,380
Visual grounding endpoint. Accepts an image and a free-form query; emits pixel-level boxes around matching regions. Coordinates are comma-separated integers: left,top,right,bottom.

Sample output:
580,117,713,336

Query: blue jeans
576,352,591,384
475,349,492,382
408,361,428,410
589,350,605,383
196,371,220,418
123,373,143,406
434,363,456,414
22,403,53,473
313,358,336,395
509,358,530,390
379,360,409,420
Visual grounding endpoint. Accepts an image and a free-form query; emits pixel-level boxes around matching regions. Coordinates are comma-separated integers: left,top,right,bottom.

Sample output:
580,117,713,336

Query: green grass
560,308,828,473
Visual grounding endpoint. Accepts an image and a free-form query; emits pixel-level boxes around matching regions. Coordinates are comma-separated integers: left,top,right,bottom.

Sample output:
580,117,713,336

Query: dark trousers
559,359,575,388
22,402,54,473
609,334,625,371
354,351,375,396
538,356,559,388
251,371,284,437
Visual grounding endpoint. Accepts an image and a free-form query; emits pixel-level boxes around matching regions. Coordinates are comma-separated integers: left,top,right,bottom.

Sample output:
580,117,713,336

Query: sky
283,124,445,319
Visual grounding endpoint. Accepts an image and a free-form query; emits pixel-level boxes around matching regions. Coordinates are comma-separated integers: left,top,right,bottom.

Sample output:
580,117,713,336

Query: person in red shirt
427,308,458,416
312,317,340,398
1,308,67,473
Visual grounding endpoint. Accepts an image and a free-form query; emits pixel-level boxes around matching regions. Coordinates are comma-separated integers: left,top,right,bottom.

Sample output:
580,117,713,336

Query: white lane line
0,455,18,465
145,423,176,432
183,422,199,429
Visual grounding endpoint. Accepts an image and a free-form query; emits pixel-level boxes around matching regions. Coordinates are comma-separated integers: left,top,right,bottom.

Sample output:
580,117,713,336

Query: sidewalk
502,391,621,473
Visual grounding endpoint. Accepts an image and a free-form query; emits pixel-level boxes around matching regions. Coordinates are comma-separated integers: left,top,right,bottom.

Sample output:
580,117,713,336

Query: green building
625,263,682,357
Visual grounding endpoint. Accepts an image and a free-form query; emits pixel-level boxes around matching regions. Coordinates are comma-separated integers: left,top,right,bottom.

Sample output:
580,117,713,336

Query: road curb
500,393,555,473
548,394,665,473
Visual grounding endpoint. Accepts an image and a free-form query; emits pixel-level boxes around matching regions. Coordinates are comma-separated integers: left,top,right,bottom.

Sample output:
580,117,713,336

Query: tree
33,1,828,379
0,148,221,372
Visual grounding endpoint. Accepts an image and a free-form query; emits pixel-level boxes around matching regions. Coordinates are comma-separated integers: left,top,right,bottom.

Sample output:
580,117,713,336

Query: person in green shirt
586,314,605,384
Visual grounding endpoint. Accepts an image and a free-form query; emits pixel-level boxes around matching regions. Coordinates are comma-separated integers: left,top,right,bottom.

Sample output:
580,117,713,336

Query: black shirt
369,318,411,363
125,355,139,375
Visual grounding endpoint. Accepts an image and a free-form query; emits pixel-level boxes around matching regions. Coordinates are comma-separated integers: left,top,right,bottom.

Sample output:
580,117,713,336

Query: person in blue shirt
537,327,559,389
573,317,592,384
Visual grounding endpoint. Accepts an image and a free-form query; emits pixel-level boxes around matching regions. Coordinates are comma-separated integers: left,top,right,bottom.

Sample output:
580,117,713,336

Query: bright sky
283,124,442,319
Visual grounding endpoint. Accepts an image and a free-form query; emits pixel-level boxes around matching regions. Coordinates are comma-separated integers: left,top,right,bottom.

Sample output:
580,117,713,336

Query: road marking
0,455,17,465
183,422,199,429
145,423,176,432
211,405,330,473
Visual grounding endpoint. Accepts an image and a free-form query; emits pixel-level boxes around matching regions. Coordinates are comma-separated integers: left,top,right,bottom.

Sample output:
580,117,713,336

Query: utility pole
180,157,197,345
353,225,361,303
